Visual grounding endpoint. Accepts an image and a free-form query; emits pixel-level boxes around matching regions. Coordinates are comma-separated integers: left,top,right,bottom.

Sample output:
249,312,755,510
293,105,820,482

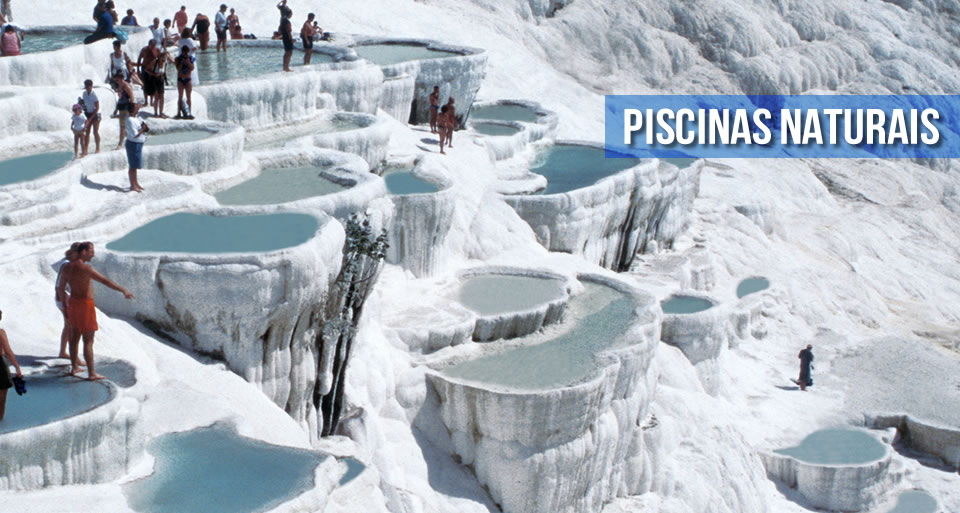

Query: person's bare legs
283,49,292,72
68,329,83,375
129,167,143,192
0,389,7,422
177,83,185,118
82,120,93,156
59,310,71,358
185,82,193,116
304,48,311,65
83,331,104,380
92,117,101,153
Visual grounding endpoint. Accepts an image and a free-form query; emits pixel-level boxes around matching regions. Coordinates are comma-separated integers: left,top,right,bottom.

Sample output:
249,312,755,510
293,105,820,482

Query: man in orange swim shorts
57,242,134,380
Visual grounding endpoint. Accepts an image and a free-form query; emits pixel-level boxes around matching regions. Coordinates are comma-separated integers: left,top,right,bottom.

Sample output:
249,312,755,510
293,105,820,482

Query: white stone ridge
468,99,559,162
0,379,142,491
455,265,572,341
0,26,152,87
658,291,727,395
200,147,386,219
865,413,960,471
759,430,900,512
424,273,660,513
384,158,457,277
346,35,488,127
93,209,345,438
300,111,393,170
379,73,416,124
503,141,702,271
196,42,385,127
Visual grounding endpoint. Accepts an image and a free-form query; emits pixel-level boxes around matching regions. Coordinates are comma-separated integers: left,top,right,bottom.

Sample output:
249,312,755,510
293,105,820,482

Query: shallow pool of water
443,282,635,389
216,166,347,205
531,144,641,195
661,295,714,315
383,168,438,195
354,43,459,65
458,274,565,316
470,104,540,123
339,458,365,486
0,374,112,434
0,91,14,99
145,130,215,146
19,31,91,54
737,277,770,299
0,151,73,187
472,122,521,137
774,428,886,465
193,46,334,84
243,116,366,150
106,212,318,253
885,490,937,513
123,425,325,513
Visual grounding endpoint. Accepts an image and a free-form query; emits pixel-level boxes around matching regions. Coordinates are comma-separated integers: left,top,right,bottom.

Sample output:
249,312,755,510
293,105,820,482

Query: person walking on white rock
111,69,135,150
71,104,86,159
0,309,24,422
444,97,456,147
429,86,440,134
58,242,135,380
125,102,148,192
797,344,814,391
175,44,195,119
277,0,294,72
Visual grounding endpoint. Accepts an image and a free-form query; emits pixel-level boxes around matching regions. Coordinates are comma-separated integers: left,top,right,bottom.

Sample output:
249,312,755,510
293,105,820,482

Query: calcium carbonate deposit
1,0,959,512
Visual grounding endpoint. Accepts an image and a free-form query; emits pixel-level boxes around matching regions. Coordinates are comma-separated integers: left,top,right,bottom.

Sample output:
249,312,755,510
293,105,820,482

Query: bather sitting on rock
797,344,814,391
0,309,24,422
84,0,117,45
58,242,134,380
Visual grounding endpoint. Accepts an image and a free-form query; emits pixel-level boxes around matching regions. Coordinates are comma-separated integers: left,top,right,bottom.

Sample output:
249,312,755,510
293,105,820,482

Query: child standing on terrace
71,104,86,159
0,309,24,423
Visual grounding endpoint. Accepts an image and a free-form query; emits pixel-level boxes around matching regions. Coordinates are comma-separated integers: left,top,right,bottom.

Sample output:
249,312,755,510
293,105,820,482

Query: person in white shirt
124,102,148,192
214,4,228,53
80,79,101,156
71,104,86,159
150,17,164,46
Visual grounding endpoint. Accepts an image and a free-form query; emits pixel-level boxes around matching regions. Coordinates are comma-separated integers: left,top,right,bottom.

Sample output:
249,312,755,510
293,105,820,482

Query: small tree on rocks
315,213,388,437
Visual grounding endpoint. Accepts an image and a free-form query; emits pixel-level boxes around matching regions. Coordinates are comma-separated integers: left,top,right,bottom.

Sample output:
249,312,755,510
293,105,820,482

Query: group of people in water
0,242,134,422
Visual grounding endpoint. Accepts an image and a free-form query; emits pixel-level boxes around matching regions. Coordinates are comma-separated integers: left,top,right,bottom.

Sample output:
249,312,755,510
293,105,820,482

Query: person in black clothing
84,0,117,45
798,344,814,391
277,0,294,72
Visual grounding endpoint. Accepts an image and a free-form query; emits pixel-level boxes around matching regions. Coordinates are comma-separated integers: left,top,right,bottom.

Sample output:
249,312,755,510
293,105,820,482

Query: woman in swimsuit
175,45,195,119
112,71,134,150
227,9,243,40
191,13,212,51
277,0,294,72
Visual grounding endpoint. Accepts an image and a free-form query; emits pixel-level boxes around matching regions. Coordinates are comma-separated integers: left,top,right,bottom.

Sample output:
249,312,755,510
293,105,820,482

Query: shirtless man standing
57,242,134,380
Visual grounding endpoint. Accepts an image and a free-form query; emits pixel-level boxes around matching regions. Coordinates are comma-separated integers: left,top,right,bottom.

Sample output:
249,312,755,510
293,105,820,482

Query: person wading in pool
214,4,229,53
174,44,195,119
300,12,316,65
277,0,294,72
0,309,24,422
58,242,134,380
797,344,814,391
191,12,212,51
429,86,440,134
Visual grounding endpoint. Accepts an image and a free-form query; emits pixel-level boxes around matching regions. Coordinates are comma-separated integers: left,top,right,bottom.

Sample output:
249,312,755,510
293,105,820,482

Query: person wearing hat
0,309,24,423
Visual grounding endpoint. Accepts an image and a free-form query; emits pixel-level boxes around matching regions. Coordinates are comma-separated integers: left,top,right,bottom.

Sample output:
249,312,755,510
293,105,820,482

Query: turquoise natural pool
383,167,438,195
20,31,91,55
0,374,112,434
661,295,714,315
0,151,73,186
106,212,318,253
443,282,635,389
472,122,521,137
194,46,334,83
145,130,215,146
885,490,937,513
737,277,770,299
215,166,347,205
774,429,887,465
339,458,365,486
123,425,325,513
354,43,459,65
458,274,565,316
470,104,540,123
0,91,14,99
244,116,367,151
531,144,642,195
